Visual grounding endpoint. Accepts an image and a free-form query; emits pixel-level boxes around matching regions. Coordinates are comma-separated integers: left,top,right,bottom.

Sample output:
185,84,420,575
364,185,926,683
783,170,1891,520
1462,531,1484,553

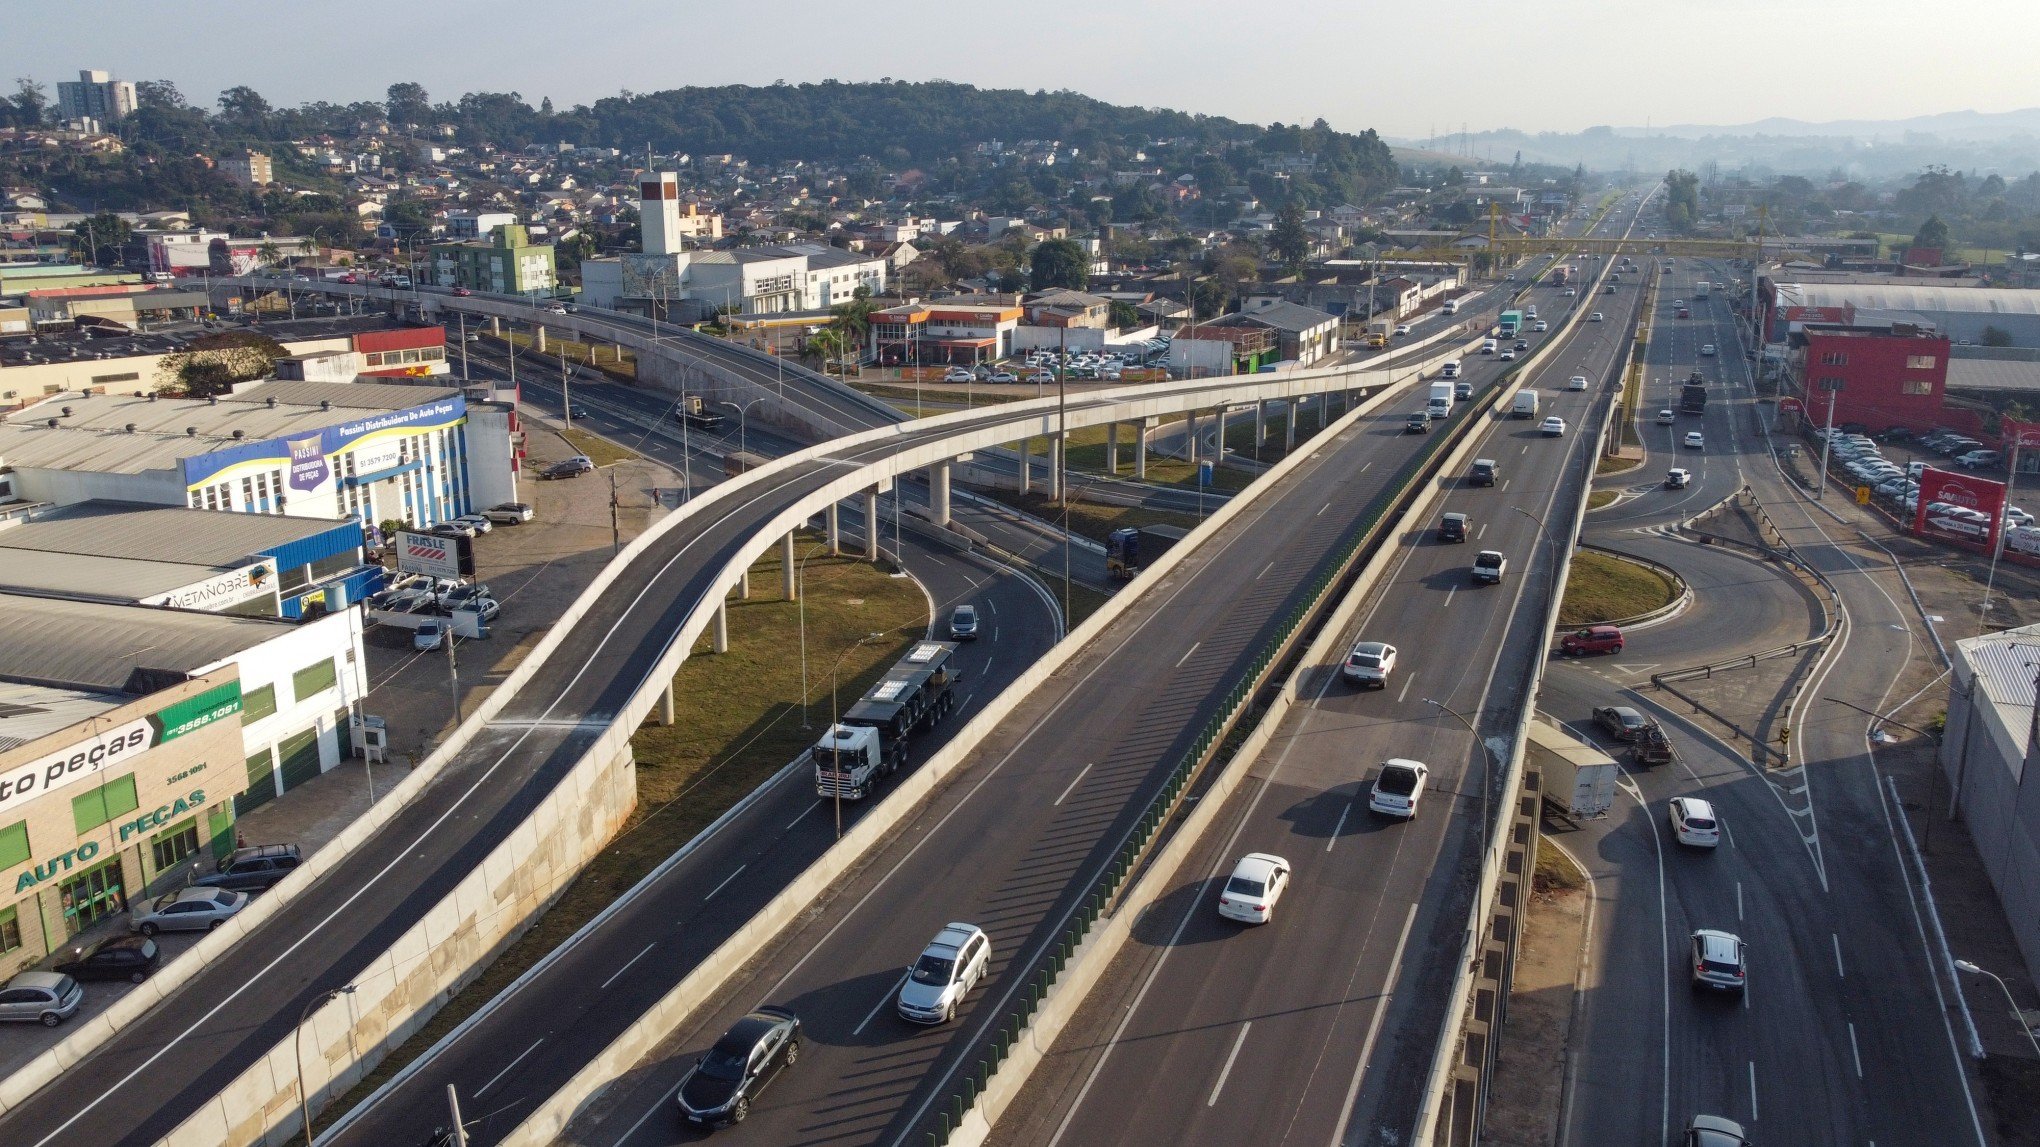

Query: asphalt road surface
996,200,1658,1147
1545,256,1984,1145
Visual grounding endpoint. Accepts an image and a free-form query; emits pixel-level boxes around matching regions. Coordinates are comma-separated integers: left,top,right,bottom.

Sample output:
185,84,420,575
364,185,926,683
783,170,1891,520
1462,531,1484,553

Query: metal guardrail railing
914,368,1517,1145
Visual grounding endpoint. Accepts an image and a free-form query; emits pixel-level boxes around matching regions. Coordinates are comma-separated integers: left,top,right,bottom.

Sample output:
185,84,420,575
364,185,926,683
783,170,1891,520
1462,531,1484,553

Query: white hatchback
1684,431,1705,449
1217,853,1291,924
1567,375,1589,391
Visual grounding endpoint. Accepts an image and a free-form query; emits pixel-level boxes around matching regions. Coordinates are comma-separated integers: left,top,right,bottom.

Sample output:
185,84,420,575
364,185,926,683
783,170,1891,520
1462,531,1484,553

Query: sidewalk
0,416,681,1078
1483,836,1591,1147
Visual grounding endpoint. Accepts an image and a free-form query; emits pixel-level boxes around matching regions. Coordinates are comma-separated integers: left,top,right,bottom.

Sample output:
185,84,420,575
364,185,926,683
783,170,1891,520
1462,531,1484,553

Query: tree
135,80,186,110
8,78,48,128
1108,300,1141,328
1270,202,1310,272
1030,238,1089,291
71,212,132,266
386,82,431,126
216,85,272,129
1188,280,1227,320
1912,215,1951,252
827,285,880,359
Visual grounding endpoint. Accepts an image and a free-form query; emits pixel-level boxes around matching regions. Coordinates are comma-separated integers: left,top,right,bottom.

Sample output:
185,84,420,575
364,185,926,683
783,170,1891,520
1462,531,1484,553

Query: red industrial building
1786,323,1962,437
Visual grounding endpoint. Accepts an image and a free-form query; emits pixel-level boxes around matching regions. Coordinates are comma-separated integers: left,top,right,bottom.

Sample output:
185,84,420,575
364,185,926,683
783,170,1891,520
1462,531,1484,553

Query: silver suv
897,923,991,1024
1689,929,1746,993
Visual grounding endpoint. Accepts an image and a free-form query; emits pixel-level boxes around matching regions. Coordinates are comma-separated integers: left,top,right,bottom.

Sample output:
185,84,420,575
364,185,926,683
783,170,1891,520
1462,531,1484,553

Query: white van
1441,299,1460,315
1510,390,1540,419
1440,361,1461,379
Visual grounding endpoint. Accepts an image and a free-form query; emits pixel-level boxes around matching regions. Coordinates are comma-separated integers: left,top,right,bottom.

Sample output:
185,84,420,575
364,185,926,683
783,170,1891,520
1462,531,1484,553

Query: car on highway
53,935,160,984
947,604,979,641
0,971,83,1026
1454,380,1473,400
130,887,247,936
195,843,302,893
676,1006,802,1126
1560,624,1624,656
1394,324,1411,336
1683,431,1705,450
1405,411,1431,433
1683,1114,1751,1147
1540,416,1567,437
1217,853,1290,923
1561,287,1578,297
545,303,568,314
1513,339,1529,351
1589,312,1605,322
1369,758,1430,819
1532,320,1549,332
414,620,447,651
1657,408,1677,425
483,502,533,524
1700,344,1717,356
1438,512,1469,542
1499,350,1517,361
1592,705,1651,741
450,286,472,297
1671,299,1685,309
898,922,991,1023
1471,549,1507,584
1470,458,1497,486
567,404,589,419
1689,929,1747,993
1669,796,1721,848
1567,375,1589,391
1666,468,1691,489
1340,640,1397,688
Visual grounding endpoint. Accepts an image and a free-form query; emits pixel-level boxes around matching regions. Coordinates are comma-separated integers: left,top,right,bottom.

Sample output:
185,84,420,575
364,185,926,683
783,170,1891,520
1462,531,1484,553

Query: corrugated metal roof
0,592,282,692
1957,627,2040,760
1947,359,2040,394
0,501,352,565
0,680,127,754
1775,283,2040,316
234,379,458,410
0,548,228,601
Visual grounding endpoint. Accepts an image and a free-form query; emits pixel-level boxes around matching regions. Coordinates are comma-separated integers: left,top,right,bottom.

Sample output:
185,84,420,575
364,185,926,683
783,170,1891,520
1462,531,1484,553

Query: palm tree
826,286,878,366
257,241,283,273
803,329,844,377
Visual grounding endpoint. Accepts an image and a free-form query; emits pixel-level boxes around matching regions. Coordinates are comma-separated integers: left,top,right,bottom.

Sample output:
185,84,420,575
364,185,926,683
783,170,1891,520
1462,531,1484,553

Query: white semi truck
812,640,960,800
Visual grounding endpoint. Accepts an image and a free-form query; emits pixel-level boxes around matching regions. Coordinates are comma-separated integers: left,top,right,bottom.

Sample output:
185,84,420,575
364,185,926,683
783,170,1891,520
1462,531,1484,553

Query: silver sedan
130,887,248,935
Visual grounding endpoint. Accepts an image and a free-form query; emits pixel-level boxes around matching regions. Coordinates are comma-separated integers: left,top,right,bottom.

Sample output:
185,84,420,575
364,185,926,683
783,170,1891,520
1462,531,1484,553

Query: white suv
1669,797,1720,848
897,923,991,1024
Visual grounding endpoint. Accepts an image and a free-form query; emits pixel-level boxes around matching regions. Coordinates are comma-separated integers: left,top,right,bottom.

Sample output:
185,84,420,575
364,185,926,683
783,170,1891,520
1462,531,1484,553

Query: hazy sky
14,0,2039,139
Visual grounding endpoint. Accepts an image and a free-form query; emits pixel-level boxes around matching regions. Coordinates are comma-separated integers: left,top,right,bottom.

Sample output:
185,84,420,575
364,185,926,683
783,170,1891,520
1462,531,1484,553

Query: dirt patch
1486,835,1588,1147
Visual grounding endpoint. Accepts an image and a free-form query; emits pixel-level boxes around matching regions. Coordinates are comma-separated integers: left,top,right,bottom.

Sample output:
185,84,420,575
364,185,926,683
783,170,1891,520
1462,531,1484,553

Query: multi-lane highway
1527,254,1985,1145
986,205,1654,1147
548,224,1624,1146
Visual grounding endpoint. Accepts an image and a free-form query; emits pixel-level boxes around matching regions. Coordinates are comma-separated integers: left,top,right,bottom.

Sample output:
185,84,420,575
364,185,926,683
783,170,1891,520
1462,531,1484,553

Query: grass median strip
1558,548,1678,628
559,428,639,467
316,534,924,1131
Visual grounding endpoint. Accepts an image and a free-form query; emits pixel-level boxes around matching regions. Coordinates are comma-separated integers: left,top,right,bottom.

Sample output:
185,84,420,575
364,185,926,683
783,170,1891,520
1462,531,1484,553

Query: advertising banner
1914,467,2006,550
2002,416,2040,452
396,531,460,580
141,560,277,612
180,396,466,499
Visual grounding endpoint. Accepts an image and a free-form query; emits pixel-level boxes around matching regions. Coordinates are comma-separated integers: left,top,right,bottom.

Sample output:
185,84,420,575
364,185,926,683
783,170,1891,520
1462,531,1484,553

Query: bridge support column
1254,401,1266,452
1285,400,1298,452
534,326,547,354
1184,411,1197,467
1048,436,1064,502
1135,417,1153,480
827,503,841,555
738,567,750,600
658,682,676,725
1105,423,1119,475
1018,438,1033,494
782,531,797,600
864,488,881,560
491,316,501,336
712,600,729,654
931,461,952,527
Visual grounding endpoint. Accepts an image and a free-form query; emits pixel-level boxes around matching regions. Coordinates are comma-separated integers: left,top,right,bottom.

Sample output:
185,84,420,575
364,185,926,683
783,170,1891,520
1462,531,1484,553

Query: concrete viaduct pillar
1135,417,1153,480
931,461,952,528
712,600,729,654
864,488,881,560
827,504,841,556
1105,424,1119,475
782,531,797,600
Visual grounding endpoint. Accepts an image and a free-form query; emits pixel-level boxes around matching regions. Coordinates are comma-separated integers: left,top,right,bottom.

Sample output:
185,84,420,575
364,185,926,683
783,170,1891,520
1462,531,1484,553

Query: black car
54,935,160,984
677,1006,801,1127
1438,512,1469,543
195,843,302,893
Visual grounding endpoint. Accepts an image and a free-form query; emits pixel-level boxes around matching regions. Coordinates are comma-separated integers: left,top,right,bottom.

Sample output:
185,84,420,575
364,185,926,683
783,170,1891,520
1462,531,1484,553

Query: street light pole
1954,959,2040,1058
1423,698,1500,849
296,984,356,1146
830,631,886,840
718,398,765,457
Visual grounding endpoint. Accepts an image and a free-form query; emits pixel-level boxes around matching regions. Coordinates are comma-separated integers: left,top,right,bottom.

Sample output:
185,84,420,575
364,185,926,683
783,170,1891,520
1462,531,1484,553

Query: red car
1560,625,1625,656
451,286,472,297
337,273,357,284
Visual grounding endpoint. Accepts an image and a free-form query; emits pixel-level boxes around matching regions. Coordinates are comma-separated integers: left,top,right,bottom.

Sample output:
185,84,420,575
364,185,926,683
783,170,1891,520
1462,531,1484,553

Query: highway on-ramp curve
990,213,1652,1147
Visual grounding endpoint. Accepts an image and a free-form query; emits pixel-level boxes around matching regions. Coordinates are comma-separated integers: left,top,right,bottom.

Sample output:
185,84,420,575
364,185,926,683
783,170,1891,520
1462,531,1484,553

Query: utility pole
1814,378,1842,500
560,343,572,431
609,470,621,554
457,312,469,382
445,1084,469,1147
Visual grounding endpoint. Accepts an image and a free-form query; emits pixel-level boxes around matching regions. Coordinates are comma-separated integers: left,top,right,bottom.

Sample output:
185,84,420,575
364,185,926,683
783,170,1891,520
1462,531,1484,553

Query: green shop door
60,856,128,937
277,727,323,792
236,748,277,817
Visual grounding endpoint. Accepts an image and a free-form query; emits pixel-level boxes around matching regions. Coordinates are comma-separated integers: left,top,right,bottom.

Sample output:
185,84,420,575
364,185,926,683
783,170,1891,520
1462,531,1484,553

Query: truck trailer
1679,371,1708,415
1528,719,1618,818
1106,524,1190,579
812,640,961,800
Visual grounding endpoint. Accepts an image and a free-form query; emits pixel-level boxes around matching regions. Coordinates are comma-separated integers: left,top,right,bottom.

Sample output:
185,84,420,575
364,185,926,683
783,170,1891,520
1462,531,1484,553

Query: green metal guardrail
917,368,1519,1144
